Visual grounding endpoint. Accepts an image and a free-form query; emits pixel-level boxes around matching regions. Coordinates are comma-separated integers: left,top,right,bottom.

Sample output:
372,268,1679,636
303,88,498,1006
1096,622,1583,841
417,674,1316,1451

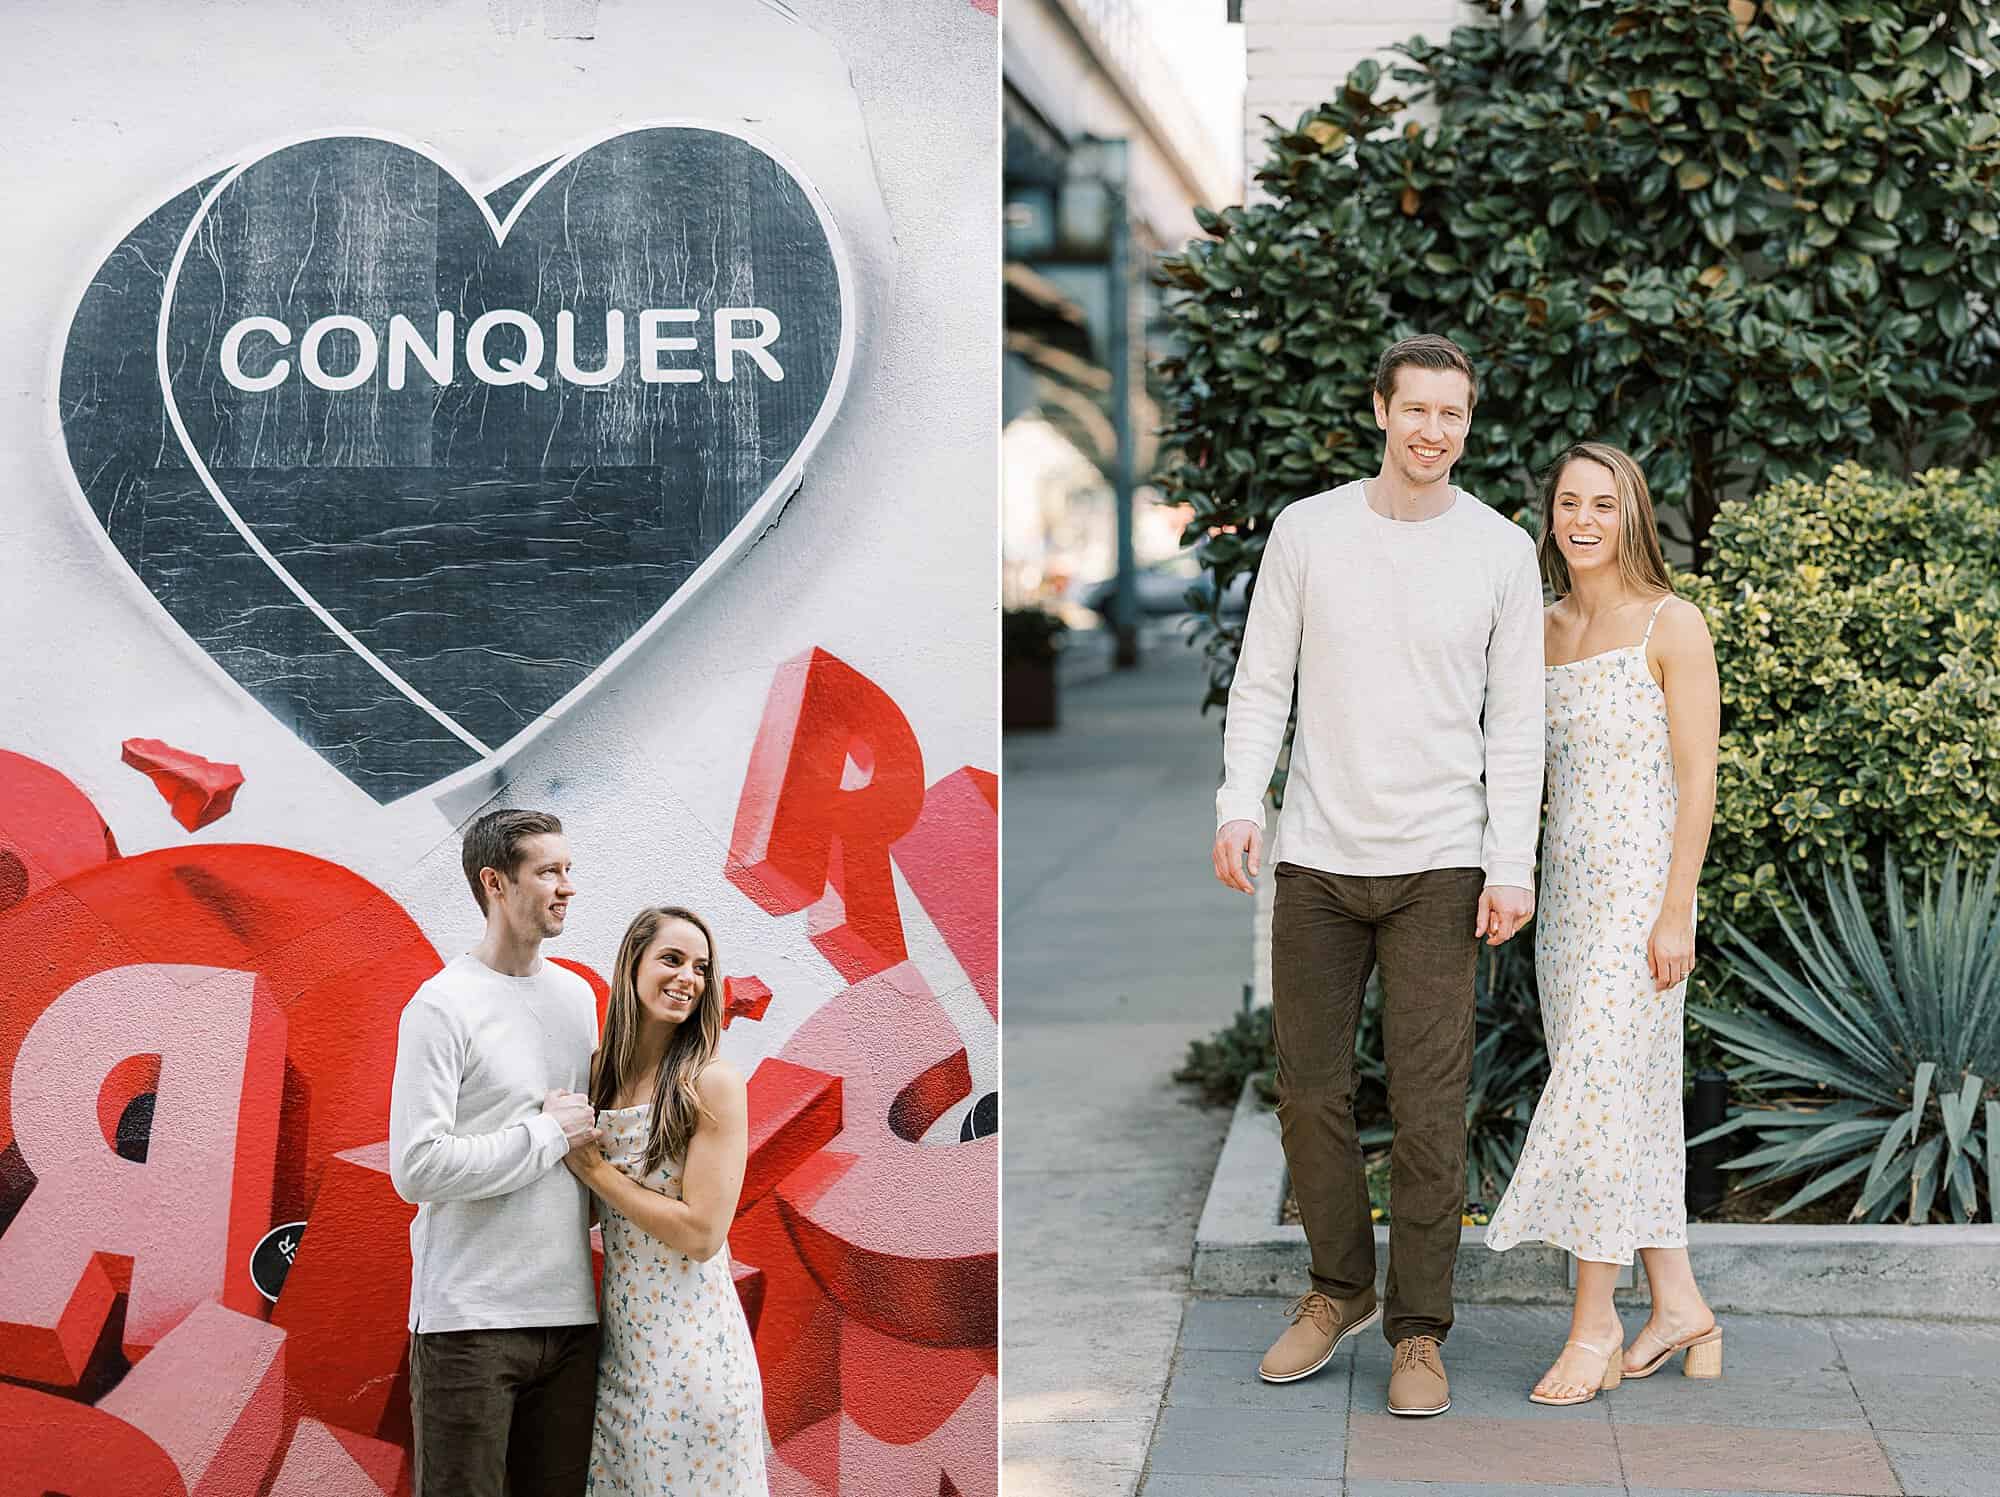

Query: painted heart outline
57,123,855,806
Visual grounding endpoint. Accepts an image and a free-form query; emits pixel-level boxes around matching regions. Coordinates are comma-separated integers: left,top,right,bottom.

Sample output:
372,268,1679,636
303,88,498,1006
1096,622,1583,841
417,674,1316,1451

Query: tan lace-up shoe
1258,1290,1381,1383
1387,1334,1451,1416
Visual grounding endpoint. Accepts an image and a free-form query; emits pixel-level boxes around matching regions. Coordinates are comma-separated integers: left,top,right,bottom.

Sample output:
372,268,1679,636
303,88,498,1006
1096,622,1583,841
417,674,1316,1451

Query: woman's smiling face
636,915,711,1029
1552,456,1623,574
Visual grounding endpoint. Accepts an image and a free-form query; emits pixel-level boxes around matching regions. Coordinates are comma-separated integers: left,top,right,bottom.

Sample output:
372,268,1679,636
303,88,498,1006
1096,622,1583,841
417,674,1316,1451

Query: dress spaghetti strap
1640,595,1670,647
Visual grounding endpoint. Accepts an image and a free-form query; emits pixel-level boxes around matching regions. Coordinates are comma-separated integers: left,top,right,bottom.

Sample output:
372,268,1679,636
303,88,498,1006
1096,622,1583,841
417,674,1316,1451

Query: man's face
1372,366,1473,489
487,832,574,940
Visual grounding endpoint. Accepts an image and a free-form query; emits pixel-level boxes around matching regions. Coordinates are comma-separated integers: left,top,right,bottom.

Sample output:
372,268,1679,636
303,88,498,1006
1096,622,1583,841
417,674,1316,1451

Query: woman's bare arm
566,1061,749,1261
1649,596,1720,989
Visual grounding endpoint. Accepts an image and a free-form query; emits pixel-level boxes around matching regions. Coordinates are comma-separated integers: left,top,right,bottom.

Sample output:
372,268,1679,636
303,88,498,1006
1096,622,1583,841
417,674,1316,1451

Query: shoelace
1283,1292,1337,1333
1393,1335,1440,1373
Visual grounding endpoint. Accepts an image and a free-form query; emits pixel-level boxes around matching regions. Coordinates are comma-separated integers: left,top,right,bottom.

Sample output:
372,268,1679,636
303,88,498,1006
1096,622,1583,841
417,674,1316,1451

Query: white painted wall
0,0,998,1099
1242,0,1493,172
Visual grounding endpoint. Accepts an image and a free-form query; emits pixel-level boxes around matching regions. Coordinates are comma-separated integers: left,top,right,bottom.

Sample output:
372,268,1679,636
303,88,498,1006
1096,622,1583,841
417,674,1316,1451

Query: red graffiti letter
727,649,927,981
0,964,283,1384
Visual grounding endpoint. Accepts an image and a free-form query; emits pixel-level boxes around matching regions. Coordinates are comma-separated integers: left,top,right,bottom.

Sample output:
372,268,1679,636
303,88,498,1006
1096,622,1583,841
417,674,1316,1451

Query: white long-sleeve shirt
1216,482,1545,889
388,953,599,1332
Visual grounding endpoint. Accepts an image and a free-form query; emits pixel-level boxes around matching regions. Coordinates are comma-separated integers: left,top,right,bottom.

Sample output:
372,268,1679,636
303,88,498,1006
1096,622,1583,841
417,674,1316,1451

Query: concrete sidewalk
1149,1298,2000,1496
1001,635,1248,1497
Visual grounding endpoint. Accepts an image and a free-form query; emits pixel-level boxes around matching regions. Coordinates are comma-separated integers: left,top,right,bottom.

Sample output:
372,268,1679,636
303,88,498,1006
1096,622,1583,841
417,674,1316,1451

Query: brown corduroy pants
408,1322,600,1496
1271,862,1484,1346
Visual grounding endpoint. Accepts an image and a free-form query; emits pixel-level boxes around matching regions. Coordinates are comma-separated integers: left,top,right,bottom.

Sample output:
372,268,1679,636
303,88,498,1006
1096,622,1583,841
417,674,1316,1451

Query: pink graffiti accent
970,0,997,15
267,1419,404,1496
774,961,994,1349
96,1301,287,1497
0,965,283,1384
270,1143,417,1445
771,1376,996,1497
121,738,245,831
0,1381,188,1496
0,844,442,1230
0,749,117,912
893,767,998,1019
724,974,775,1029
726,648,928,982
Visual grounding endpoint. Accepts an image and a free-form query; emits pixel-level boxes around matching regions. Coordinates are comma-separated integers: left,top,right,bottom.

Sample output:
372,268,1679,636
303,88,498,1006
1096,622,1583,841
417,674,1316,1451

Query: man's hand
1212,819,1263,895
542,1089,600,1154
1475,885,1534,946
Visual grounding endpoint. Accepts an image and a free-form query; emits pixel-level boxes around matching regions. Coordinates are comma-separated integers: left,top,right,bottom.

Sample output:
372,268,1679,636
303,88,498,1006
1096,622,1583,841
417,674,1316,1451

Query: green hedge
1684,463,2000,927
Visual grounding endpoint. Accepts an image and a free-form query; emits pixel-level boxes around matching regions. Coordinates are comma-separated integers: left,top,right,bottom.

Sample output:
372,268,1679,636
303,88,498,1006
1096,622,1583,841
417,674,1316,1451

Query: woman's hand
1648,906,1696,992
562,1140,613,1189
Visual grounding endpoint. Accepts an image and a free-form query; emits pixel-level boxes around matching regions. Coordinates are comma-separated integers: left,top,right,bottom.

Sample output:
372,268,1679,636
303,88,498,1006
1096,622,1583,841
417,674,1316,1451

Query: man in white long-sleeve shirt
1211,335,1544,1419
389,807,602,1495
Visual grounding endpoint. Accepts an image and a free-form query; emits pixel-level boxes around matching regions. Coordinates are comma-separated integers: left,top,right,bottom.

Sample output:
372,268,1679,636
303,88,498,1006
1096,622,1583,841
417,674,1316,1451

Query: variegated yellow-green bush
1682,462,2000,930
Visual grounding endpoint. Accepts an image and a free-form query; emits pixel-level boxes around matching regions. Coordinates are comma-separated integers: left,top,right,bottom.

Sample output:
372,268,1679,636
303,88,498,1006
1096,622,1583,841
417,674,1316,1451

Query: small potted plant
1002,606,1067,730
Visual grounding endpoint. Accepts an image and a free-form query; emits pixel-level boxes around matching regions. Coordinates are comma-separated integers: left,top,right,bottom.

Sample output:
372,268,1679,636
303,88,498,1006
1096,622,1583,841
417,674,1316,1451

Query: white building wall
1242,0,1494,176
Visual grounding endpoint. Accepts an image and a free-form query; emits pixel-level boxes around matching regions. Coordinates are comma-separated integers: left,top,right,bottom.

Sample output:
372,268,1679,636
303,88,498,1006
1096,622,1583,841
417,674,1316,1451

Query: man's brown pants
409,1322,600,1496
1272,863,1484,1346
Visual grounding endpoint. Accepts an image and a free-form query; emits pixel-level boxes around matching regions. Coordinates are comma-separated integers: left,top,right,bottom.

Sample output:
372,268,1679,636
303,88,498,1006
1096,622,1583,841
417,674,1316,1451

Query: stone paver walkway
1143,1298,2000,1497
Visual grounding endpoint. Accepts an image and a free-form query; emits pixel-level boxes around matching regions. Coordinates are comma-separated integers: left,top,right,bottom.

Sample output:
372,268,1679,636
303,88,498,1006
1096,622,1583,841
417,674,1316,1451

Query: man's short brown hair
462,808,564,913
1375,334,1478,411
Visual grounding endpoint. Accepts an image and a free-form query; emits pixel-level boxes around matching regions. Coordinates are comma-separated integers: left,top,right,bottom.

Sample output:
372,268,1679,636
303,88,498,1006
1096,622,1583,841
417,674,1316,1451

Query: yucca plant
1692,850,2000,1224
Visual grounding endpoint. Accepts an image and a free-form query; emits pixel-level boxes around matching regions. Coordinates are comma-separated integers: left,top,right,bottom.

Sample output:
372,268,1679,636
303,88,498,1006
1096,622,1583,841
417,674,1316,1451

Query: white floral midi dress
1485,598,1690,1265
586,1103,769,1495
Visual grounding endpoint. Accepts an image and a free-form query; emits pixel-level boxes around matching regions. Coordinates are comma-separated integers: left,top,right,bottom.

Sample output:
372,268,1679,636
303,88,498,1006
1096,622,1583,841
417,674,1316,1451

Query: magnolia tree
1156,0,2000,714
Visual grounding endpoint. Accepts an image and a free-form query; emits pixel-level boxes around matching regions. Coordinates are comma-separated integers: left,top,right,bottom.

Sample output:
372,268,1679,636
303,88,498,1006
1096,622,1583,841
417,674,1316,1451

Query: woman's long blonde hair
1536,441,1674,599
590,905,723,1178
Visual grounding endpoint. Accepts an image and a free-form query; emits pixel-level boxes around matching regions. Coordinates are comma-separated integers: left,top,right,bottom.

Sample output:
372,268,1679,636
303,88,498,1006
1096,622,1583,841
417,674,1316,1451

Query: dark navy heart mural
58,127,854,804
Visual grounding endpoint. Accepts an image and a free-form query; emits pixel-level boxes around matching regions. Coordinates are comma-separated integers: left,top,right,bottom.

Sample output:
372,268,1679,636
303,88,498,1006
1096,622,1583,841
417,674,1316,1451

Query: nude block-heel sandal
1681,1327,1724,1379
1527,1339,1623,1406
1624,1323,1724,1380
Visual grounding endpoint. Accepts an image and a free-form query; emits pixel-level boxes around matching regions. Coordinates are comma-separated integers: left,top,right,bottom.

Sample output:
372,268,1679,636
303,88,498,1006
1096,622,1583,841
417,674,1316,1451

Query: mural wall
0,2,996,1494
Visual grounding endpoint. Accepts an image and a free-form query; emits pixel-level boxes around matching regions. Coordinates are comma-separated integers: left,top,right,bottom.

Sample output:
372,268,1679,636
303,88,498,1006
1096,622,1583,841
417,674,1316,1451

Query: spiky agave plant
1693,850,2000,1224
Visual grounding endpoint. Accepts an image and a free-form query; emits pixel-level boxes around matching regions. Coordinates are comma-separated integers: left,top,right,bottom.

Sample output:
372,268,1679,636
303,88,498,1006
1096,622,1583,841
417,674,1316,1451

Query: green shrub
1694,849,2000,1224
1155,0,2000,713
1173,1003,1277,1107
1681,463,2000,928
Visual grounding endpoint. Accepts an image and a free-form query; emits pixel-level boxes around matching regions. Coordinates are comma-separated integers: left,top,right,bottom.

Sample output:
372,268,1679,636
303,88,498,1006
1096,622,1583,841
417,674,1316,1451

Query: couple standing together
1212,334,1725,1412
387,809,768,1494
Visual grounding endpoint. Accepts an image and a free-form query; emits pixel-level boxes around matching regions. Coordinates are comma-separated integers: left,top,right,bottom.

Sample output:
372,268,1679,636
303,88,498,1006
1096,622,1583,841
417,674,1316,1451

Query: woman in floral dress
565,905,768,1492
1483,443,1725,1405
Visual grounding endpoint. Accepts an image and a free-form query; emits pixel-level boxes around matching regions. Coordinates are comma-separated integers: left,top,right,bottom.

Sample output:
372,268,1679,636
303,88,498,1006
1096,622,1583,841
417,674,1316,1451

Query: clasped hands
542,1089,612,1182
